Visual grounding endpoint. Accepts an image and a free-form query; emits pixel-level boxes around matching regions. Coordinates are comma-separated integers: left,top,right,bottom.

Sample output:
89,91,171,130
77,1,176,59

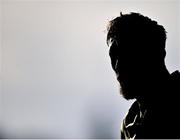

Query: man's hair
107,12,167,61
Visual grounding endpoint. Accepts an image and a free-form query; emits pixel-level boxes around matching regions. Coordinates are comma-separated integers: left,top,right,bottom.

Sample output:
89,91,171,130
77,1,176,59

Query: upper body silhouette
106,12,180,139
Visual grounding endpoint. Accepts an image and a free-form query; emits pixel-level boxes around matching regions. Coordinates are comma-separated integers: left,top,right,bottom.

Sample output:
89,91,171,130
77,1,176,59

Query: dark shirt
121,70,180,139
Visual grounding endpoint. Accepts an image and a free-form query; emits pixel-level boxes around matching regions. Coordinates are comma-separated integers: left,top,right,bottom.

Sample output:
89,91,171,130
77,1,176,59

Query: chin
120,86,136,100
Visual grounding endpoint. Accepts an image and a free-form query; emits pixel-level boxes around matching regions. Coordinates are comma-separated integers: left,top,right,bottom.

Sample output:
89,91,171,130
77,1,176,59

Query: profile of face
107,13,167,100
108,38,150,100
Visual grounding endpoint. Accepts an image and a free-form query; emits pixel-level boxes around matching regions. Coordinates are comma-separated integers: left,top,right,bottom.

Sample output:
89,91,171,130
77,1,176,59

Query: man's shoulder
171,70,180,83
171,70,180,78
124,100,139,124
170,70,180,94
121,100,140,139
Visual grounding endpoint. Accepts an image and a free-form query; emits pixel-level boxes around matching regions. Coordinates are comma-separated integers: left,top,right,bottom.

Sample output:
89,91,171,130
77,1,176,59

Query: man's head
107,12,167,100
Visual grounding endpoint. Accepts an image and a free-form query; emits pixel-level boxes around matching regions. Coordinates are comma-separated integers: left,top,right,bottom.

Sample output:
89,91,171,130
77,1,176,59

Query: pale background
0,0,180,138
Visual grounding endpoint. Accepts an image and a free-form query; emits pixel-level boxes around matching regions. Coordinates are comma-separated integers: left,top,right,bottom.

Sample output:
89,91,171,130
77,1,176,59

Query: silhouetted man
106,12,180,139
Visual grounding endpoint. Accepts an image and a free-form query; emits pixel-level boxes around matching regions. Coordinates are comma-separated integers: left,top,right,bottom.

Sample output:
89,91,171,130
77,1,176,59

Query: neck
157,67,171,85
136,67,170,108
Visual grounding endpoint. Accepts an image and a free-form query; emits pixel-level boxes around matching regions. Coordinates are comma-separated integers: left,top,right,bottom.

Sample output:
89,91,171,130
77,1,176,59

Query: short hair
107,12,167,61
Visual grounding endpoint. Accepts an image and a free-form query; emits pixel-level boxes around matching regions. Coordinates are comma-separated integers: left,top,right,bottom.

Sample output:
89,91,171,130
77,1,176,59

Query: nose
110,56,119,72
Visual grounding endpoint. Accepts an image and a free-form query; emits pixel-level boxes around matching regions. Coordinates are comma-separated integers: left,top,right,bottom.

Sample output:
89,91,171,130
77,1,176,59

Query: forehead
108,36,146,53
107,38,119,56
108,38,146,63
107,37,130,54
107,38,118,47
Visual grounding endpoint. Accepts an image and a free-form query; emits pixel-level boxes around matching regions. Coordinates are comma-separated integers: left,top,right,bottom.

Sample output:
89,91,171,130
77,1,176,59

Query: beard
119,80,137,100
120,85,135,100
119,79,151,100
